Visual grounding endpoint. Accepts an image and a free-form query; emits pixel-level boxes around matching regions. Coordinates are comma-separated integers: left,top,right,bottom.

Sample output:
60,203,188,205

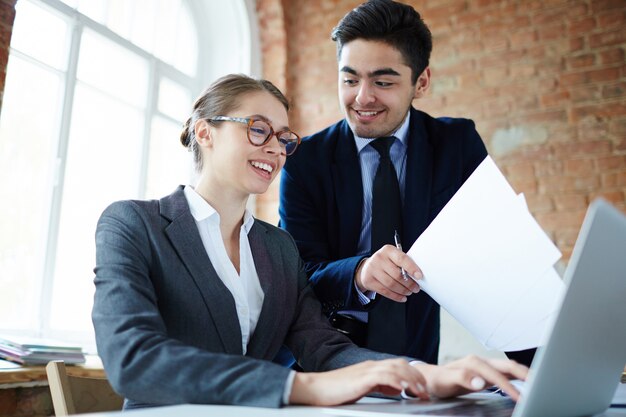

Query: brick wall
257,0,626,260
0,1,623,260
0,0,16,112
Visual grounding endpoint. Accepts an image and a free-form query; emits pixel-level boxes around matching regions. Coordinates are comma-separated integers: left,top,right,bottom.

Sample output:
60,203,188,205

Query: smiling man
280,0,533,366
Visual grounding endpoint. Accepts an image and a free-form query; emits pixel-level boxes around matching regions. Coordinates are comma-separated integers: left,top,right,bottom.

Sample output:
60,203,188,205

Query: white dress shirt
183,186,264,355
183,186,295,404
340,112,411,317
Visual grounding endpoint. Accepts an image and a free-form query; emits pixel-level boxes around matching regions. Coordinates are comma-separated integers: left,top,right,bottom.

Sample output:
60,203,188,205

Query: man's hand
413,356,529,401
355,245,422,302
289,358,429,406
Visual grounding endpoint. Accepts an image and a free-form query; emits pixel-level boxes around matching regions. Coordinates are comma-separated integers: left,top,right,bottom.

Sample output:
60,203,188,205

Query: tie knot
370,136,395,158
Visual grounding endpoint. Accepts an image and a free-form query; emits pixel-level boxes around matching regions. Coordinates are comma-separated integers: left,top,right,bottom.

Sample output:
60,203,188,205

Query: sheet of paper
485,267,565,350
407,156,561,346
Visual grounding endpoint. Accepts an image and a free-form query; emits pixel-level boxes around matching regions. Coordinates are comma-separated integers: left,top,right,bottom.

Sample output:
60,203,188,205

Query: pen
394,230,410,282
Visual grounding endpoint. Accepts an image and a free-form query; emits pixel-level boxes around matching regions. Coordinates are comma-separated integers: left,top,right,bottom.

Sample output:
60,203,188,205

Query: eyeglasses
207,116,301,156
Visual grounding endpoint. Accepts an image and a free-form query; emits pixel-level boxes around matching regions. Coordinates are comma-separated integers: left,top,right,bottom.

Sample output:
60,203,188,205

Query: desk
70,385,626,417
0,356,105,417
0,355,105,385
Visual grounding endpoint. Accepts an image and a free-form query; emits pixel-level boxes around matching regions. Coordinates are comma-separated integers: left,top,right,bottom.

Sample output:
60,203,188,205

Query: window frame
1,0,261,347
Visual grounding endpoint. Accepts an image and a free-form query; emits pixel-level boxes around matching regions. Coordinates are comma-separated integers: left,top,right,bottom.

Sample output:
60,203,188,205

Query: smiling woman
0,0,257,347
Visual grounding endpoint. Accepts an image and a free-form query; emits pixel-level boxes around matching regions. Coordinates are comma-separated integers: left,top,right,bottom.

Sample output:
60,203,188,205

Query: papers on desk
0,335,85,365
407,156,565,351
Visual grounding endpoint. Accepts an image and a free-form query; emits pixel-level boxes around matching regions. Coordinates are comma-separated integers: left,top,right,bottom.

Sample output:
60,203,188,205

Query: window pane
11,0,69,70
129,0,157,55
0,56,63,329
145,116,194,199
49,83,144,332
173,4,197,76
77,29,148,107
74,0,106,25
158,77,192,122
105,0,134,41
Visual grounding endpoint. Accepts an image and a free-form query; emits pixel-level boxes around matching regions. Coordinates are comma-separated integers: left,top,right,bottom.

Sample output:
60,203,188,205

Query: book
0,335,85,366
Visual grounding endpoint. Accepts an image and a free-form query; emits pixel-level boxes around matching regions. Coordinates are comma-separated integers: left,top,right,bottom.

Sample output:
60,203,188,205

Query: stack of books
0,335,85,365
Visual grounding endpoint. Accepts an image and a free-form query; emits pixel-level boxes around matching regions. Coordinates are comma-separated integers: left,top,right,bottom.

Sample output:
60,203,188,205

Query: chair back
46,360,123,415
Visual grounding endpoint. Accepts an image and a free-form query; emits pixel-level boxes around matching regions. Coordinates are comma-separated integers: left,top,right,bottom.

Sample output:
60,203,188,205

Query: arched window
0,0,259,347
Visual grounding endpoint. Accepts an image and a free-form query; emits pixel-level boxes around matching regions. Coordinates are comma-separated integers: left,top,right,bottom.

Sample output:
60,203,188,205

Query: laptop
324,199,626,417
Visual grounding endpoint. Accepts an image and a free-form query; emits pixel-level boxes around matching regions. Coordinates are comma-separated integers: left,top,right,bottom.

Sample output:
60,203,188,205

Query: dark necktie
366,137,406,355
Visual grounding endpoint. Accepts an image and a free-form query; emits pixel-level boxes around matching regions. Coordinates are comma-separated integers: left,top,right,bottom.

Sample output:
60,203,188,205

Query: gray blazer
92,186,394,409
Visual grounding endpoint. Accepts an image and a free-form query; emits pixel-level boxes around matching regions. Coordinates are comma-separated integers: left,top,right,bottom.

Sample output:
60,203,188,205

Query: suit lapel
246,222,283,358
160,187,243,355
403,110,434,247
332,122,364,257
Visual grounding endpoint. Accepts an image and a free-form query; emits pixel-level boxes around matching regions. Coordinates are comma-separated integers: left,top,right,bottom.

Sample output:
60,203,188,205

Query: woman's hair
180,74,289,171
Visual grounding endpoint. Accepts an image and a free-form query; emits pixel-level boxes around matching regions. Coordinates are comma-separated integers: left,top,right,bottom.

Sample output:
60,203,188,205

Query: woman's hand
289,358,429,406
413,355,529,401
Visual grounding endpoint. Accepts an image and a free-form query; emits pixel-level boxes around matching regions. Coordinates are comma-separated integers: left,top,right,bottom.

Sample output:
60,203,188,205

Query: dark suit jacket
279,108,488,364
92,186,395,409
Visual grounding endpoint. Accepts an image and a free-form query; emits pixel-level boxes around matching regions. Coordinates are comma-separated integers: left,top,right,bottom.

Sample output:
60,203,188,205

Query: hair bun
180,118,192,147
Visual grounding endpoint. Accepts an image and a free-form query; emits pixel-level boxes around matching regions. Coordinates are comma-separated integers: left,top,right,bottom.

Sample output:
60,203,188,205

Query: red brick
535,160,564,176
564,158,596,175
423,2,468,21
508,177,538,194
552,140,613,157
609,119,626,135
600,48,625,65
596,155,626,171
567,2,589,18
535,208,587,230
570,103,626,122
559,71,587,86
588,67,621,82
455,11,483,27
602,82,626,99
504,162,535,178
555,229,582,247
597,10,626,27
591,0,626,13
569,37,585,52
538,23,567,41
540,91,570,107
568,17,597,36
553,194,590,210
589,190,626,205
570,85,601,102
602,172,626,187
577,118,610,140
589,29,626,48
533,10,564,26
526,109,567,123
510,29,539,47
566,53,596,69
525,193,555,213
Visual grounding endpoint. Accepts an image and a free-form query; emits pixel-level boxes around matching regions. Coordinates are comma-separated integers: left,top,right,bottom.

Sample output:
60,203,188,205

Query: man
280,0,535,366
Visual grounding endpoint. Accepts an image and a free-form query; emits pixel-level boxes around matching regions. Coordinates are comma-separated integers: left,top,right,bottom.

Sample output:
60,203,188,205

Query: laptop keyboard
417,398,515,417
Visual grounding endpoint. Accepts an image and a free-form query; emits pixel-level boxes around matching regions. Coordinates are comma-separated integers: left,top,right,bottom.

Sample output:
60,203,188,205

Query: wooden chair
46,360,124,415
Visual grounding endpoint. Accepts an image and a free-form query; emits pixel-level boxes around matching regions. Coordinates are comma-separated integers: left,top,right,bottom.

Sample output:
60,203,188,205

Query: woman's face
204,90,290,197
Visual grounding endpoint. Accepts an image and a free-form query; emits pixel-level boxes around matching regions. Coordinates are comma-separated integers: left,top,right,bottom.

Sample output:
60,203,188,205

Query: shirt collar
183,185,255,233
353,110,411,153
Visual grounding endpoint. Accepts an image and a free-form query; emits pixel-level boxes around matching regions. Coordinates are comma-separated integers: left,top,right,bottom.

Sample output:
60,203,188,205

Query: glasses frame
207,116,301,155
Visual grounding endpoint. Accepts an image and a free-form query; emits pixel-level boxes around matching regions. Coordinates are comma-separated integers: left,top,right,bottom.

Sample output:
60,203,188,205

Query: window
0,0,258,348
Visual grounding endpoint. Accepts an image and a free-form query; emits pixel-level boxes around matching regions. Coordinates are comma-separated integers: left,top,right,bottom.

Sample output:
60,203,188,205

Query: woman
92,74,527,409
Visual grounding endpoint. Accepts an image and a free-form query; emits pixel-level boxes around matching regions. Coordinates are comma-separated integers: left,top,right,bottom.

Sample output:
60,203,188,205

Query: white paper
407,156,562,348
485,267,565,350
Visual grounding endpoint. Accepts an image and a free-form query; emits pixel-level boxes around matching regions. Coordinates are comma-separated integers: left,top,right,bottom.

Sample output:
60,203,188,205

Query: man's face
338,39,421,139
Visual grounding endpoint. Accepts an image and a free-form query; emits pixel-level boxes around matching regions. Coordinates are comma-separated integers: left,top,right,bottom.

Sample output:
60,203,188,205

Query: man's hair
331,0,432,84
